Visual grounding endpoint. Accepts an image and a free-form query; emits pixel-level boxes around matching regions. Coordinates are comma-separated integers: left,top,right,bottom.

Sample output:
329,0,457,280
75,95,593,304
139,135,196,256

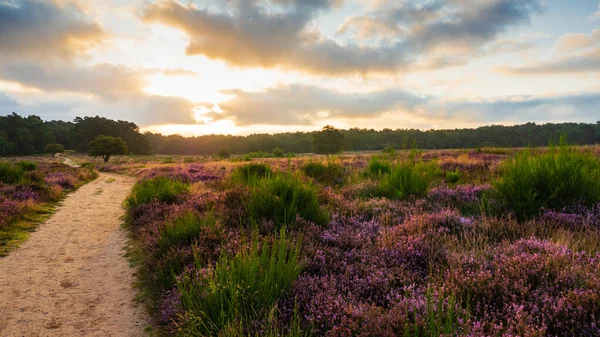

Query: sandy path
0,173,147,336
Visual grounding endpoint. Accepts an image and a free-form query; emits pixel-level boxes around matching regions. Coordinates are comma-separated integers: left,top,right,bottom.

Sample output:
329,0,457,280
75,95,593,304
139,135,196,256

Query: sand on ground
0,172,148,337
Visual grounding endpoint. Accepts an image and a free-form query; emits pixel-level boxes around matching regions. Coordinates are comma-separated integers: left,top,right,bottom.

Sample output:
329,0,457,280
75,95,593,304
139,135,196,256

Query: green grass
231,163,273,184
0,162,26,184
245,174,328,228
493,139,600,220
301,161,344,185
366,157,392,176
126,177,189,209
445,169,461,185
377,160,439,200
177,230,302,336
0,204,56,256
157,212,217,257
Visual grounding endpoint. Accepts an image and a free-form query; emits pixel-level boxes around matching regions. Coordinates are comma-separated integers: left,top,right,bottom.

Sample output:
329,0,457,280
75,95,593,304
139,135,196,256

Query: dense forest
1,112,599,156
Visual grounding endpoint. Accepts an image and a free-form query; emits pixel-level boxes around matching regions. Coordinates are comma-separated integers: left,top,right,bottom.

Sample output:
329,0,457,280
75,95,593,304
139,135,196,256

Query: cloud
0,63,147,99
206,83,600,126
141,0,543,75
209,84,427,125
0,0,106,61
499,29,600,75
556,29,600,52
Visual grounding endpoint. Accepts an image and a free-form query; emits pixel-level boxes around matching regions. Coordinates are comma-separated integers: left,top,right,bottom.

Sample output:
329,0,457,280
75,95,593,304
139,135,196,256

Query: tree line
1,112,599,156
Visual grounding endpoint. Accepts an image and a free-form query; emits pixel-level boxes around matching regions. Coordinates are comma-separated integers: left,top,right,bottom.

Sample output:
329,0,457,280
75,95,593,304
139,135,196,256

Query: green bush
366,157,392,176
246,174,328,228
14,161,37,172
272,147,285,158
0,162,25,184
177,230,302,336
183,157,195,163
301,161,344,185
493,141,600,220
218,148,231,159
377,161,439,200
157,212,217,257
445,169,461,184
382,145,396,156
232,163,273,185
125,177,189,209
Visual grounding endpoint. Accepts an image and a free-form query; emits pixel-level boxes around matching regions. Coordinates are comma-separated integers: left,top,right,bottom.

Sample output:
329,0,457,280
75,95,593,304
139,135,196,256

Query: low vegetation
123,140,600,337
0,159,98,255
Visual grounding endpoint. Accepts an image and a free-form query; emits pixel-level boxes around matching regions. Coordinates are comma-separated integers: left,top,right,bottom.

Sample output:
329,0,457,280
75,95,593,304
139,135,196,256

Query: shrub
157,212,217,257
493,141,600,220
301,161,344,185
177,230,302,336
272,147,285,158
366,157,392,176
218,148,231,159
14,161,37,172
246,174,328,228
183,157,195,163
126,177,189,209
445,169,461,184
377,161,439,200
0,162,25,184
382,145,396,156
232,163,273,184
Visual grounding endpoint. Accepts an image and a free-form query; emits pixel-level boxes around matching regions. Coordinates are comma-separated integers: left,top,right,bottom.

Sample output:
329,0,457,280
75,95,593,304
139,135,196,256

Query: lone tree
313,125,345,155
88,135,128,162
44,143,65,157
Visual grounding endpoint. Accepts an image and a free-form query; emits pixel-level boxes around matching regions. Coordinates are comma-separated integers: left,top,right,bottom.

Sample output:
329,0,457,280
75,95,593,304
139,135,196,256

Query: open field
114,144,600,336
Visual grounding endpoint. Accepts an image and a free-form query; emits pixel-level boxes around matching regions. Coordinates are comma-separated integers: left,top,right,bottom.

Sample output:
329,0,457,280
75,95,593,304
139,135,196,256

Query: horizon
1,0,600,136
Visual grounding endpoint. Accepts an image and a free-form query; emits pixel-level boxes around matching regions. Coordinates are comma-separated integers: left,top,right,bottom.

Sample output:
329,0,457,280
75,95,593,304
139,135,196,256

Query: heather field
122,144,600,337
0,158,98,255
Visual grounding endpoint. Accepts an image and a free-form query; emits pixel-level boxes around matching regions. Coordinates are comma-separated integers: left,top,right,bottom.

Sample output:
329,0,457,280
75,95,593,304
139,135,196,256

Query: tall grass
157,212,217,257
246,174,328,228
366,157,392,176
125,177,189,209
493,140,600,220
231,163,273,184
377,160,439,200
301,161,344,185
0,162,26,184
177,230,302,336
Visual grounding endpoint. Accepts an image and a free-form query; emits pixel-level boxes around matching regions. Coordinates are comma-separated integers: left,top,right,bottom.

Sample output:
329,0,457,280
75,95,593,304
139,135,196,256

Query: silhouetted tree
313,125,345,155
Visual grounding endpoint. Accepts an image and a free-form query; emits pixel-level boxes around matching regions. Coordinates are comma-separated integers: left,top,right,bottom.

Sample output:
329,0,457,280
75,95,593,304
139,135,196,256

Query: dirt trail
0,172,147,336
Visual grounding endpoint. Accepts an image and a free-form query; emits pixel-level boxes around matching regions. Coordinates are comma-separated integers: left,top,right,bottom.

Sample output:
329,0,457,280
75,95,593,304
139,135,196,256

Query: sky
0,0,599,136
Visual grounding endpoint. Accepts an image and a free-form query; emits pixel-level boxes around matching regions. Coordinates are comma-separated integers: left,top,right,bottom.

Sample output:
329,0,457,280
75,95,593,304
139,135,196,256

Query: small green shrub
157,212,217,257
382,145,396,156
80,162,95,170
177,230,302,336
0,162,25,184
232,163,273,184
246,174,328,228
366,157,392,176
184,157,195,163
301,161,344,185
445,169,461,184
218,148,231,159
272,147,285,158
125,177,189,209
377,161,439,200
14,161,37,171
493,140,600,220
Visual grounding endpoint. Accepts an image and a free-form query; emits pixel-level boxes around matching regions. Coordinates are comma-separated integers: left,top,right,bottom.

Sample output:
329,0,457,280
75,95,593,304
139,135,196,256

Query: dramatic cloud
0,0,106,60
0,63,147,99
205,83,600,126
141,0,542,75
